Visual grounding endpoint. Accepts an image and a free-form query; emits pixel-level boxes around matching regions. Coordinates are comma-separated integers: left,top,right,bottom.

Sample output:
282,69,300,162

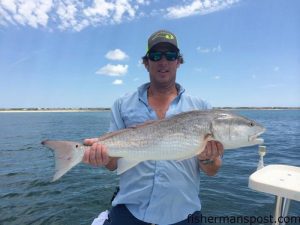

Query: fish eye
75,144,79,148
248,122,254,127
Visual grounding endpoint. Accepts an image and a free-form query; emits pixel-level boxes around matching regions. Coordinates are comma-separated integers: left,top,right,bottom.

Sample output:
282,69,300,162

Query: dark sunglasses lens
148,51,178,61
165,52,178,61
148,52,162,61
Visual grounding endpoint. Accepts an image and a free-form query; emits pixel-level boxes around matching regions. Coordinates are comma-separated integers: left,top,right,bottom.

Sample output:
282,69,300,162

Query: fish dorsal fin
98,120,158,141
98,129,131,141
117,158,142,175
134,120,158,128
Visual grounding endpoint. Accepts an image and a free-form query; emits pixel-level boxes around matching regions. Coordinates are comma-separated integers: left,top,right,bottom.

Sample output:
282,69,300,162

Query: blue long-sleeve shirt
108,82,211,225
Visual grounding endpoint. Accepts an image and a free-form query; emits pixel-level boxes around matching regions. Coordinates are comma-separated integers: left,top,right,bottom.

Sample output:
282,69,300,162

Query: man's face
145,43,181,87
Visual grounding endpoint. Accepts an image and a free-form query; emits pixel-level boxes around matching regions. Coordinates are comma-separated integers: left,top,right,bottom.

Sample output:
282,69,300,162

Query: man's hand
198,140,224,176
82,138,118,171
198,140,223,162
83,138,110,167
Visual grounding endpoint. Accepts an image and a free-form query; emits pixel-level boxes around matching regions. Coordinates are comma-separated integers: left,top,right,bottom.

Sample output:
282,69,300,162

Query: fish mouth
249,130,265,144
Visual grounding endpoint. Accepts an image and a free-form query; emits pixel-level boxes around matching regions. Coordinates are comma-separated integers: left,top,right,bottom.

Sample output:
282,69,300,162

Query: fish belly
105,133,204,161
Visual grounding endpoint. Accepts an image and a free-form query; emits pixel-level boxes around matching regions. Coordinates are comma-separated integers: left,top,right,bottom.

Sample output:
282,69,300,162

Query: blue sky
0,0,299,108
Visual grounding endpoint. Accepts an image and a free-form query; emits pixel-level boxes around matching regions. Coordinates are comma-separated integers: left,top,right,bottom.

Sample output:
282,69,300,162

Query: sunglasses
147,51,179,62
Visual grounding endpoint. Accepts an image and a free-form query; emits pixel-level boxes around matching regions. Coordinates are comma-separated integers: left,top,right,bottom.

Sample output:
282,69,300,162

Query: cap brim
147,42,179,53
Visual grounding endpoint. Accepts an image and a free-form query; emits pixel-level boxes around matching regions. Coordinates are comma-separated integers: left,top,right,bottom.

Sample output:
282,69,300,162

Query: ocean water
0,110,299,225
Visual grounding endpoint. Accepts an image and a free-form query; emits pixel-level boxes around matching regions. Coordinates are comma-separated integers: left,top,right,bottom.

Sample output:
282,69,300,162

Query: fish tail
41,140,84,182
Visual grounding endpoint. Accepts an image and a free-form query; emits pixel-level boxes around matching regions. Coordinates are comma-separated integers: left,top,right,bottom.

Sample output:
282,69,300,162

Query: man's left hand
198,140,224,161
198,140,224,176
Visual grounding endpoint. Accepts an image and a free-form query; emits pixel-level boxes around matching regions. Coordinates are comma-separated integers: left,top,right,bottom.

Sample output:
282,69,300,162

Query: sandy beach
0,109,111,113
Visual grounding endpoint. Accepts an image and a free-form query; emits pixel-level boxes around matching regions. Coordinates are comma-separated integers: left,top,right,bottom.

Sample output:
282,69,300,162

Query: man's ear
144,62,149,71
176,60,181,68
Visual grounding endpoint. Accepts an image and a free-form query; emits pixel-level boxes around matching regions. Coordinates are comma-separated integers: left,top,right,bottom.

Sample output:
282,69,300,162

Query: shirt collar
138,82,185,106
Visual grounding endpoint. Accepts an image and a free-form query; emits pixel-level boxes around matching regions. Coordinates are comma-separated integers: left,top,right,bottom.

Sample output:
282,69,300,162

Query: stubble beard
150,72,177,90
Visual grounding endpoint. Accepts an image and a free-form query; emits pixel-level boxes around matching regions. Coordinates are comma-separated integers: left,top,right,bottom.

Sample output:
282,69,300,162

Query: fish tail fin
41,140,84,182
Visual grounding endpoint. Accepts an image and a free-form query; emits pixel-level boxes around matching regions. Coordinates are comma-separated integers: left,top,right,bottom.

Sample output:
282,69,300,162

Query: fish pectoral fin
204,133,214,141
197,133,215,155
117,158,142,175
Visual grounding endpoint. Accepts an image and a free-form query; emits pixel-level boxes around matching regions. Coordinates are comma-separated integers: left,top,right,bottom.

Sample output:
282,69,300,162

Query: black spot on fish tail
41,139,49,145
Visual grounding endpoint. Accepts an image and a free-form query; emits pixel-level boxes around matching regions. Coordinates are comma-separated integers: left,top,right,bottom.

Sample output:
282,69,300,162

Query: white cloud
165,0,239,19
137,59,144,67
196,47,211,53
0,6,15,26
0,0,136,30
56,1,78,30
83,0,114,18
213,75,221,80
136,0,150,5
96,64,128,76
195,67,203,72
197,44,222,53
83,0,136,26
6,0,53,28
203,0,211,8
73,19,89,32
113,0,135,23
212,44,222,52
112,79,123,85
1,0,16,13
0,0,240,31
105,49,128,61
260,83,281,88
165,0,202,19
9,55,31,68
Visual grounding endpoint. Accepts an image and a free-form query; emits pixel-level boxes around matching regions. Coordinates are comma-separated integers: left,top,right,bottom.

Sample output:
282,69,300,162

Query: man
83,30,224,225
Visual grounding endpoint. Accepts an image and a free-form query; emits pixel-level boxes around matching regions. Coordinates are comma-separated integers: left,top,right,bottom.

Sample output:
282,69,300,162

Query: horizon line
0,106,299,111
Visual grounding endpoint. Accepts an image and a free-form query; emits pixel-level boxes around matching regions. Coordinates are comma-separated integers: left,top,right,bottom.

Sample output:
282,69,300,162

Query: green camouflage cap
147,30,179,52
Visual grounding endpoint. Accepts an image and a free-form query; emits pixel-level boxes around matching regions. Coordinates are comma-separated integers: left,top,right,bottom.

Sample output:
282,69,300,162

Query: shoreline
213,107,300,110
0,107,299,113
0,108,111,113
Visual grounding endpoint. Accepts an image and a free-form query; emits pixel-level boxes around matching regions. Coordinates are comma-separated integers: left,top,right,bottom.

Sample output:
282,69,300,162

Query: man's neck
147,83,178,119
148,83,178,99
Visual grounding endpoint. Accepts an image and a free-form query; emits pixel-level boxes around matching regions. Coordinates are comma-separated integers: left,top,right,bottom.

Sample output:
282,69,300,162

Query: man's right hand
83,138,110,167
83,138,118,171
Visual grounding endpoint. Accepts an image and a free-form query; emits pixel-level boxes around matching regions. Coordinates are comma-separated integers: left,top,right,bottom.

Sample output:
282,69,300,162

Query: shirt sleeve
189,96,212,110
108,98,126,132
